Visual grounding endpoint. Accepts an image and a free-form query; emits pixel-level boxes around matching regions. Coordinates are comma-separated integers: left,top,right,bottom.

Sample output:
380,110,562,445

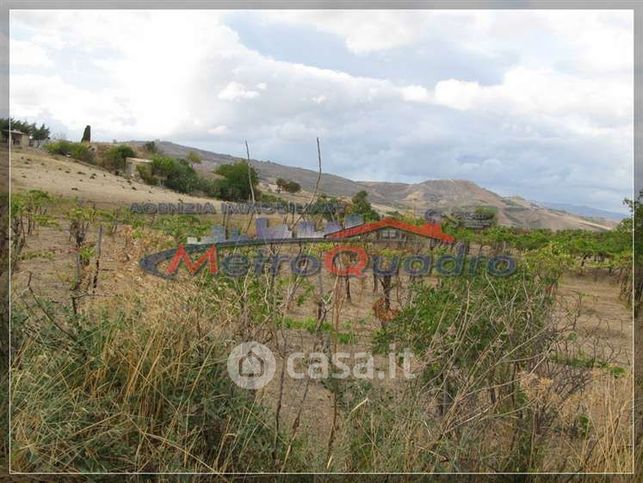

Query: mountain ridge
123,140,618,231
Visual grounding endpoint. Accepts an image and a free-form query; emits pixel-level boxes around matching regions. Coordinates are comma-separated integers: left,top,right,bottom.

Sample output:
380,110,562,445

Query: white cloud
400,85,432,103
208,125,228,135
434,80,481,110
8,9,633,211
262,10,632,79
10,73,133,134
433,67,631,128
262,10,431,54
218,81,260,101
10,39,53,67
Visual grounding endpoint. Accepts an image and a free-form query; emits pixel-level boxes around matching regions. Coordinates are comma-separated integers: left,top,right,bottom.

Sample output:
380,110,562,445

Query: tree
186,151,202,167
0,118,50,141
32,123,50,141
276,177,301,194
213,161,259,201
349,190,380,222
81,125,91,143
151,155,201,194
144,141,159,153
103,144,136,172
3,118,30,133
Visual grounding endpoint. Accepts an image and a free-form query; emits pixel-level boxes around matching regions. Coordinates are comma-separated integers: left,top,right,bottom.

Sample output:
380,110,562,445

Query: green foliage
143,141,159,153
374,266,553,385
151,155,201,194
186,150,202,165
474,206,498,225
46,140,94,163
623,197,642,264
10,190,55,268
280,316,332,334
32,123,50,141
575,414,592,438
10,299,279,472
214,161,260,201
259,192,287,204
142,155,259,201
16,189,51,212
79,245,95,264
69,143,94,163
550,351,626,378
11,189,55,233
0,118,50,140
152,215,211,244
68,204,97,250
68,204,98,225
278,316,355,343
310,194,345,221
20,249,55,261
383,211,424,226
523,242,575,285
45,139,73,155
276,177,301,193
136,163,157,185
102,144,135,171
349,190,380,222
444,222,631,262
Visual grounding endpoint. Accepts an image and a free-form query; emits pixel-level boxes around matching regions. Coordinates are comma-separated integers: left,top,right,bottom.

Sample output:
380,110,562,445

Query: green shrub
136,163,157,185
151,155,201,193
124,154,259,202
46,140,94,163
45,140,74,156
348,190,380,222
373,265,555,411
186,150,202,165
276,177,301,193
102,144,135,172
213,161,260,201
144,141,159,153
259,192,287,204
152,215,211,244
69,143,94,163
197,177,223,198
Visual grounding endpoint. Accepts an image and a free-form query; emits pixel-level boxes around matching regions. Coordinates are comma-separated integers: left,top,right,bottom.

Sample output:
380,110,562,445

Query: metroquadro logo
139,215,516,279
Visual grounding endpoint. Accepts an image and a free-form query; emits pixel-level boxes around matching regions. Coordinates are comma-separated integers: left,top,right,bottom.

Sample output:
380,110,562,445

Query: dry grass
5,199,637,475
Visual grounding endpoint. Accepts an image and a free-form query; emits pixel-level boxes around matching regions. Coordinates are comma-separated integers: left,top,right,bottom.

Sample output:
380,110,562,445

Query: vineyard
5,188,637,474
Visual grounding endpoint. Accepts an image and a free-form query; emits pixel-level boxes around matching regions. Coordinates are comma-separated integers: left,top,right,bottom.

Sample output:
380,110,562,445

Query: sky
9,9,633,213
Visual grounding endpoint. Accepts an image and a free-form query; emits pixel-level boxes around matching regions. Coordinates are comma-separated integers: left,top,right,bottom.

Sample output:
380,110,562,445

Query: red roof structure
325,217,455,243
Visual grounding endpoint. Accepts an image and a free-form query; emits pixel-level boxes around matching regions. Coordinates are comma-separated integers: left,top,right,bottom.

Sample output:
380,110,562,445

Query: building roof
125,157,152,163
324,217,456,243
2,129,27,135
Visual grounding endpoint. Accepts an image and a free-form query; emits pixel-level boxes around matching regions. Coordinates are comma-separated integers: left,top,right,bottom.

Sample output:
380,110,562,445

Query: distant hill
533,201,627,222
123,140,617,231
